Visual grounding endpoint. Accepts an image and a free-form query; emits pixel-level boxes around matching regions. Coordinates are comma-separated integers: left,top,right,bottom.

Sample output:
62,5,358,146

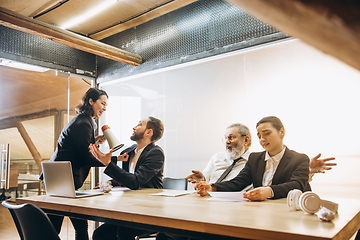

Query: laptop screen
42,161,77,198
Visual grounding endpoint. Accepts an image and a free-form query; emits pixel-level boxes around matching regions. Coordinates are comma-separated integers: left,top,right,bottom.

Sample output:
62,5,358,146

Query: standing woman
40,88,108,240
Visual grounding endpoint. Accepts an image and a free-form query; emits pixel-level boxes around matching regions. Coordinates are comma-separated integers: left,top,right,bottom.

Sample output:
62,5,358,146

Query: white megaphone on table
96,125,124,152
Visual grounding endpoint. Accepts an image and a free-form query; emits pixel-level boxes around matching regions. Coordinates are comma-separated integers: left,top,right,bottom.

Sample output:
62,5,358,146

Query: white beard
225,144,245,160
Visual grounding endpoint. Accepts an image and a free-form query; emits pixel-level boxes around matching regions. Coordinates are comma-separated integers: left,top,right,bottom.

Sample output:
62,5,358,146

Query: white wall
100,39,360,195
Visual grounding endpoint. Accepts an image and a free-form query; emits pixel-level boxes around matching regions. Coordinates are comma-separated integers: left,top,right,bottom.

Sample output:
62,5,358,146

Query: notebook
42,161,104,198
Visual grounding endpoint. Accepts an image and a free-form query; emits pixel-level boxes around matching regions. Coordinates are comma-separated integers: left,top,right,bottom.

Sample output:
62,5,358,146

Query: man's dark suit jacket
213,147,310,199
40,113,103,190
106,142,164,190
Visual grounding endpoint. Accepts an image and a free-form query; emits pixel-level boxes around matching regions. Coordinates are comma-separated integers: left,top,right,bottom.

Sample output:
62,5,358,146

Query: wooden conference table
16,188,360,240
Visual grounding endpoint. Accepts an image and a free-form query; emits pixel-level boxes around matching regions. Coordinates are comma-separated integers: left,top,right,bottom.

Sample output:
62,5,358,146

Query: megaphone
97,125,124,152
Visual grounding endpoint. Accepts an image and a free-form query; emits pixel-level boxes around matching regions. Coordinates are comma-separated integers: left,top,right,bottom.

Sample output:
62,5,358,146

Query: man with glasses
186,123,252,187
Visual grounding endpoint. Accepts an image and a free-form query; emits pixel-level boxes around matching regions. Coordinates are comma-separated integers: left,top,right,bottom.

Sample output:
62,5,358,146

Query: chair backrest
2,201,61,240
2,201,24,240
163,177,188,190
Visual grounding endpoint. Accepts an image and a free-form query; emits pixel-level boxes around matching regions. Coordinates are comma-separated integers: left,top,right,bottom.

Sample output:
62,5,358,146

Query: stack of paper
208,191,246,201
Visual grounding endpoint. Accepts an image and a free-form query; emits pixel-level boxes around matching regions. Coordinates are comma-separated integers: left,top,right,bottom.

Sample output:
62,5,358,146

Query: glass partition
100,39,360,192
0,64,93,199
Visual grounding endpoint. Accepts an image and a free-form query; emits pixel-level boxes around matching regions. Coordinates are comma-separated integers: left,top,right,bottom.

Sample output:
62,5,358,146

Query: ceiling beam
16,121,43,172
90,0,198,41
29,0,64,18
0,109,59,130
0,7,142,66
225,0,360,71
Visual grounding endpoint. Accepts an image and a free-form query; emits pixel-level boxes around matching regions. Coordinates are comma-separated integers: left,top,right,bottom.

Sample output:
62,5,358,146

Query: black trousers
48,214,89,240
92,223,156,240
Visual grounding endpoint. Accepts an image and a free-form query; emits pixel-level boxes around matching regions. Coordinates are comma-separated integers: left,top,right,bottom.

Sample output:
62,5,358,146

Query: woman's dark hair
256,116,284,131
75,88,108,116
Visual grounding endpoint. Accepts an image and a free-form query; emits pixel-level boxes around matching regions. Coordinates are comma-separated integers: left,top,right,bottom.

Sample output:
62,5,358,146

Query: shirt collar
91,118,97,131
228,149,250,163
241,149,250,161
135,145,146,155
265,146,286,162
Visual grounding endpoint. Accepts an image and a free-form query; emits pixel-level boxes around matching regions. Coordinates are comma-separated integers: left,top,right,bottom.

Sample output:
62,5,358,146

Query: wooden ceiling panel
35,0,174,35
1,0,197,42
0,0,55,16
36,0,112,34
0,66,91,120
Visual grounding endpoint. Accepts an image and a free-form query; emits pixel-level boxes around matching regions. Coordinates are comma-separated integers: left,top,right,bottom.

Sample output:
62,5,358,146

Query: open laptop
42,161,103,198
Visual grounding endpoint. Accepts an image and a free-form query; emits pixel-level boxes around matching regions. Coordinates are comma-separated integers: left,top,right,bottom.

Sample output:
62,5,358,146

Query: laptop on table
42,161,103,198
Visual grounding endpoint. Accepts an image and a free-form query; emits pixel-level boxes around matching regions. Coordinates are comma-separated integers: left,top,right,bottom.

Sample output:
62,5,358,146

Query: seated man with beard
89,116,165,240
186,123,252,188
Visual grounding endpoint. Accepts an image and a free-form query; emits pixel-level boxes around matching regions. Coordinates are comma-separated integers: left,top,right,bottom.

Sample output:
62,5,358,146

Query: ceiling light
60,0,118,29
0,59,49,72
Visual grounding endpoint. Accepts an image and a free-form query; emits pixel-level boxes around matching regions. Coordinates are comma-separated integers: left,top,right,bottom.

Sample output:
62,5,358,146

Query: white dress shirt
129,146,145,174
202,150,250,184
262,146,286,187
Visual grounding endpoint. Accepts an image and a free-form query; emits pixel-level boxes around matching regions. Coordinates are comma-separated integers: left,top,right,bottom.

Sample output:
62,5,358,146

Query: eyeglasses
222,134,246,143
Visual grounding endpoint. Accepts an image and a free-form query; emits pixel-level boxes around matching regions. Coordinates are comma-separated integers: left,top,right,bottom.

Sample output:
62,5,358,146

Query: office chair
2,201,24,240
2,201,61,240
163,177,188,190
136,177,188,240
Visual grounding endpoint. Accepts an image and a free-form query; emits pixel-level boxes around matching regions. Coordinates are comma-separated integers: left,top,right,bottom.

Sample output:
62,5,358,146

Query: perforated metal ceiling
97,0,286,83
0,0,286,80
0,25,96,75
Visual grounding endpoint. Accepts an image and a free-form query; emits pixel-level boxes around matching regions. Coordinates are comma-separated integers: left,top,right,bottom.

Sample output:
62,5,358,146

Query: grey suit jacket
213,147,310,199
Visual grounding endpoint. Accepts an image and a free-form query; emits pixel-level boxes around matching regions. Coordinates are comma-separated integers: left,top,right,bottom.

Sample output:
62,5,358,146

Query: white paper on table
108,187,131,196
111,187,131,192
151,190,195,197
207,191,246,201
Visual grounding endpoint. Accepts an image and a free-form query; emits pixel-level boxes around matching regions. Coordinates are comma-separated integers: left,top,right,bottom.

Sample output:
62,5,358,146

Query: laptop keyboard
75,191,88,196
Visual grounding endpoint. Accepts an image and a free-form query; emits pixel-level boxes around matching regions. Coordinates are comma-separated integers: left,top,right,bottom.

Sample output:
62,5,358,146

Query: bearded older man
186,123,252,187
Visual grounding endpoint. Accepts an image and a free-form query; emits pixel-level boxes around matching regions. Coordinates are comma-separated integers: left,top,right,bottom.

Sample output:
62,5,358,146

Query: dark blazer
40,113,103,189
105,142,164,190
214,147,310,199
